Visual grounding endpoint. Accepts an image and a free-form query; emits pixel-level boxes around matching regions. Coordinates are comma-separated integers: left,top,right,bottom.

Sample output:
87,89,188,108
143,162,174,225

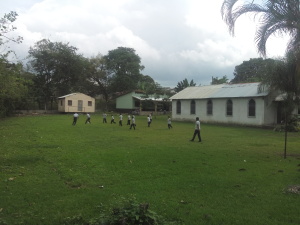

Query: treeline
0,12,171,117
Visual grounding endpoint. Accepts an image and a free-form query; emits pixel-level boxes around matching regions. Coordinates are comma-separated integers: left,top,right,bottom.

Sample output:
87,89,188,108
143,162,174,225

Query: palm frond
221,0,300,57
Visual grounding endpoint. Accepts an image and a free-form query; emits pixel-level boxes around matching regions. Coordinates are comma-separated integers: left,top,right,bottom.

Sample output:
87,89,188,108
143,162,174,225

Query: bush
62,197,182,225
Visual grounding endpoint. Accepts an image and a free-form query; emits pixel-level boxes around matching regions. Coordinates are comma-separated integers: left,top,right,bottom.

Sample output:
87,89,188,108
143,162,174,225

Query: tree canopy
0,11,23,46
174,78,196,92
211,75,228,84
104,47,144,93
27,39,89,109
231,58,278,83
0,11,30,117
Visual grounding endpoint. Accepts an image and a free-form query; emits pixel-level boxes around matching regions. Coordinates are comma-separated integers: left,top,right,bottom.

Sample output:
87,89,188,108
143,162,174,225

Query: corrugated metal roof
169,83,268,100
133,96,171,102
58,93,78,99
57,93,89,99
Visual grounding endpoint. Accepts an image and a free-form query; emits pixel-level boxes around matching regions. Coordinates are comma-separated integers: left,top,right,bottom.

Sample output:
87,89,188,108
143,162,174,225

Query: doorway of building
78,100,83,111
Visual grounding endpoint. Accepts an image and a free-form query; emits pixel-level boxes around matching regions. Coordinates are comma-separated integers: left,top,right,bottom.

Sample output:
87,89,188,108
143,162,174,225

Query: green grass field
0,114,299,225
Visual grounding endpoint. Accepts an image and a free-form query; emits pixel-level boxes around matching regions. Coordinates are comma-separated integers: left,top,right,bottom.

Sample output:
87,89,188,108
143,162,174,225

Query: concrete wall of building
171,97,277,126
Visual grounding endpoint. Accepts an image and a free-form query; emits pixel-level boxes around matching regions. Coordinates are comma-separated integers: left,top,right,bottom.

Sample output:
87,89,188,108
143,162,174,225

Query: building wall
116,92,145,110
116,92,135,109
58,93,95,113
172,97,277,126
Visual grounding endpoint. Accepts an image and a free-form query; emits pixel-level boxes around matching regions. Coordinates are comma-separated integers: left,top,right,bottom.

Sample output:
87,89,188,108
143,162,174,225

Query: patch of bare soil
285,185,300,194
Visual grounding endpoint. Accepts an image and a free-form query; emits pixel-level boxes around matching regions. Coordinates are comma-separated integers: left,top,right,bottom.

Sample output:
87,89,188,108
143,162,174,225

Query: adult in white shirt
190,117,201,142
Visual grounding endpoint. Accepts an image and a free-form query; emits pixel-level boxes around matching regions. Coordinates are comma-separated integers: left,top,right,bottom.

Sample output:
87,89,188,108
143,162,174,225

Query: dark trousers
127,120,130,125
168,124,172,129
103,118,107,123
72,117,77,125
191,130,201,141
85,118,91,124
130,124,136,130
119,121,122,126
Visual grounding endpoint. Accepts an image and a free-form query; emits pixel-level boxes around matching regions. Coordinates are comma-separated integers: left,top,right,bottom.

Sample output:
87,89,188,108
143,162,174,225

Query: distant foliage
211,75,228,84
231,58,277,84
175,78,196,92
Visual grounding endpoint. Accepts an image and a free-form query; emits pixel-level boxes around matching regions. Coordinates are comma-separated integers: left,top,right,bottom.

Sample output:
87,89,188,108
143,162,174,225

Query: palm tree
221,1,300,158
221,0,300,57
260,52,299,158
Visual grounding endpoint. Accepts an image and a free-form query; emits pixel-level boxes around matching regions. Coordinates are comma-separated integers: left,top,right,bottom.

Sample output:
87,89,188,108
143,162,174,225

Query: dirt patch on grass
285,185,300,194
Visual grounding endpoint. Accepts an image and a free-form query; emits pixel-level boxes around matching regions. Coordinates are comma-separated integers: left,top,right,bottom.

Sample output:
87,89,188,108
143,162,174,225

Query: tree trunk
284,110,287,159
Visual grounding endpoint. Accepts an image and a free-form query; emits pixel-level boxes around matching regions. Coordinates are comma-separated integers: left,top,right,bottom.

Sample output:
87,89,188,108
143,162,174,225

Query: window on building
176,100,181,114
88,101,92,106
68,100,72,106
248,99,256,117
207,100,213,115
60,100,63,106
190,100,196,114
226,99,233,116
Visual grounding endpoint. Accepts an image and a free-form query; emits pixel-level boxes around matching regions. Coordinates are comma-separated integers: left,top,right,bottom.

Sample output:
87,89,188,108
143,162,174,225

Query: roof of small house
58,93,94,99
169,82,268,100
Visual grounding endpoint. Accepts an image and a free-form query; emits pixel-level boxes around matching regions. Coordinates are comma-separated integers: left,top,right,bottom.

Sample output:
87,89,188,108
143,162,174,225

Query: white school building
169,82,299,127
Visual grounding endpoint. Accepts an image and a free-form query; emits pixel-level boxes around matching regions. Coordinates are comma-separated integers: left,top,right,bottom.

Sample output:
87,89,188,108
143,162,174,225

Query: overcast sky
1,0,289,87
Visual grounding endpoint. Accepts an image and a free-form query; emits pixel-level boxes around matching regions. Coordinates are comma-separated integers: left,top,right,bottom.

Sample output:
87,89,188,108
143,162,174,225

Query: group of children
72,112,171,130
72,112,201,142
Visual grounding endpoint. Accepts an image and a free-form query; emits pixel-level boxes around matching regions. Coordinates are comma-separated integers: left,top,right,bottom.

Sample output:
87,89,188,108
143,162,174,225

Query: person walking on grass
119,113,123,126
190,117,201,142
147,115,151,127
111,115,116,124
103,113,107,123
85,113,91,124
72,112,79,125
167,116,173,129
130,115,136,130
127,114,131,125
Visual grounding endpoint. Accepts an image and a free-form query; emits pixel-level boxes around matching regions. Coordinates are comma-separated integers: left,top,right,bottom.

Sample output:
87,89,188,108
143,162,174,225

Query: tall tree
136,74,157,95
86,54,110,107
259,52,300,158
28,39,88,109
231,58,277,83
0,11,23,47
0,59,30,116
0,11,29,117
221,1,300,157
104,47,144,93
174,78,196,93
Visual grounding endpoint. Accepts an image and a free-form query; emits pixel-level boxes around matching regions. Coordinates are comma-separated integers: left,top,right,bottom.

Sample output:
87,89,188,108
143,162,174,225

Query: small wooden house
58,93,95,113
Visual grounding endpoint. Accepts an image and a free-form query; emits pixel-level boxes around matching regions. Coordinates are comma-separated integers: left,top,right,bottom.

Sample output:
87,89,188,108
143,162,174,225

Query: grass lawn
0,113,299,225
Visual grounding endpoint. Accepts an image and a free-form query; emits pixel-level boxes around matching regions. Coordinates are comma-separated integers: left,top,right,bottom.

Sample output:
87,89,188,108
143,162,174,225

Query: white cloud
1,0,290,87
